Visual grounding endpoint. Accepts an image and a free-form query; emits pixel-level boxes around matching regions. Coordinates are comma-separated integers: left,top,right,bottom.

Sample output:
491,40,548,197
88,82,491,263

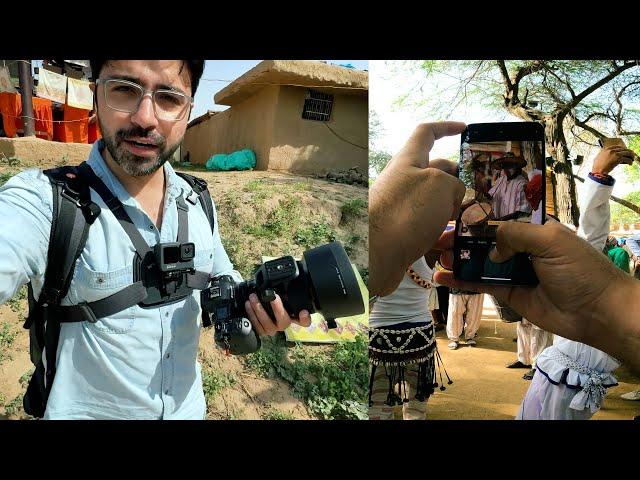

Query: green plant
202,367,237,405
261,408,295,420
357,266,369,286
6,285,27,313
0,322,18,364
4,394,23,417
0,392,5,406
19,368,34,387
0,155,21,167
245,197,301,240
0,171,14,187
245,334,369,420
340,198,367,219
294,221,336,248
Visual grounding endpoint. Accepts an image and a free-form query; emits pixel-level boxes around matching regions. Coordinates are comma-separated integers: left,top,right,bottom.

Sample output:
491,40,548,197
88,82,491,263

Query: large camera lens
303,242,364,320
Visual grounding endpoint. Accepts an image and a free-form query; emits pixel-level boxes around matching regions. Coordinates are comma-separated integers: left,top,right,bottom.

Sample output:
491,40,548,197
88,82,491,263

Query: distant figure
488,154,532,221
605,236,631,273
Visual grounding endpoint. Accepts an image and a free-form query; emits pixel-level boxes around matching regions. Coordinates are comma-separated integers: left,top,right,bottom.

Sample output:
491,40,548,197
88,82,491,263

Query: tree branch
571,113,608,140
563,61,638,113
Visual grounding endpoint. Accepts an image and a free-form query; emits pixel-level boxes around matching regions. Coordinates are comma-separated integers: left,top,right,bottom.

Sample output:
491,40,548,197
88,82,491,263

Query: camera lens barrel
303,241,364,320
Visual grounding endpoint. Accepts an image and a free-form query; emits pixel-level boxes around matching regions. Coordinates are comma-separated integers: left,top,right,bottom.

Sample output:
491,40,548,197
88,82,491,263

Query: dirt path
427,296,640,420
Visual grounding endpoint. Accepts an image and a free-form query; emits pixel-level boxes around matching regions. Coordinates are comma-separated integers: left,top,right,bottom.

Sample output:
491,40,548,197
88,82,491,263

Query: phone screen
453,122,545,285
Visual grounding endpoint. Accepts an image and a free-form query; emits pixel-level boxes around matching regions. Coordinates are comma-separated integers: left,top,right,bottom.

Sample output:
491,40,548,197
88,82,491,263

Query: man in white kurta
517,146,634,420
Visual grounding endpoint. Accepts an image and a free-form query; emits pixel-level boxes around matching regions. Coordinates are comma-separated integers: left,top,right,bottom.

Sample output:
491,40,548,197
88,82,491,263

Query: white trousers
516,319,553,366
446,293,484,341
516,371,595,420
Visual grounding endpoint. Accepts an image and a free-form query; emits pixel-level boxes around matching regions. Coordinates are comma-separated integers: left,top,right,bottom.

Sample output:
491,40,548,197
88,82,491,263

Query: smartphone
452,122,545,286
599,137,627,149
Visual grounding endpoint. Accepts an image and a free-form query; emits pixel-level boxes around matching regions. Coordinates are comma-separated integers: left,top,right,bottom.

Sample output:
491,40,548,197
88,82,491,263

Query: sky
369,60,637,197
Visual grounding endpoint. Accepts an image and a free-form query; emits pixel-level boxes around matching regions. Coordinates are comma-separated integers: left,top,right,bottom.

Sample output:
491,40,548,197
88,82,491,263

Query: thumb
396,121,466,169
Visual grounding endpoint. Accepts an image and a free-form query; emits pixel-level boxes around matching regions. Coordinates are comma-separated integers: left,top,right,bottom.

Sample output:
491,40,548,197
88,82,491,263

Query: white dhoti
516,338,620,420
516,319,553,366
446,293,484,341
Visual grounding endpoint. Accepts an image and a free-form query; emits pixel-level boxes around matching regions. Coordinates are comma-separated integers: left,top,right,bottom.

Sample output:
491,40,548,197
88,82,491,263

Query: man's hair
89,60,206,97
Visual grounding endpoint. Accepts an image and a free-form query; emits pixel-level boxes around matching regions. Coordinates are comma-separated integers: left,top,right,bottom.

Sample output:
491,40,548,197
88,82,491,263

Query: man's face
95,60,192,177
503,165,518,179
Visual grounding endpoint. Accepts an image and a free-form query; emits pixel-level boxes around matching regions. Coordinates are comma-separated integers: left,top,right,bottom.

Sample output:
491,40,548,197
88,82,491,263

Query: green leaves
245,335,369,420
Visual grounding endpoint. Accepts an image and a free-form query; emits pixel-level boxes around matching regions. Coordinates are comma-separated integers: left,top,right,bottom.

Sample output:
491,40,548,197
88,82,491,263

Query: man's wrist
588,172,615,186
588,275,640,370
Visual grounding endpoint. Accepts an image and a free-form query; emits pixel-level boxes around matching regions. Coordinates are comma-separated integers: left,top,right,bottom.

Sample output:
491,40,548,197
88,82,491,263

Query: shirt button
149,225,154,230
165,312,169,317
165,389,170,395
165,352,170,359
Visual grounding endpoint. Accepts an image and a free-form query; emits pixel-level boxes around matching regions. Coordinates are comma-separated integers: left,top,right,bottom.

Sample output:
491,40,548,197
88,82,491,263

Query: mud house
183,60,368,176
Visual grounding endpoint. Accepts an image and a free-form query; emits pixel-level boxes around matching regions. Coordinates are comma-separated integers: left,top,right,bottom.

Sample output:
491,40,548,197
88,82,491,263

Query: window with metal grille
302,89,333,121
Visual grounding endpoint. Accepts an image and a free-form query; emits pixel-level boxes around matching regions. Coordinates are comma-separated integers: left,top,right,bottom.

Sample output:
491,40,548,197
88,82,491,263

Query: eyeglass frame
95,78,194,122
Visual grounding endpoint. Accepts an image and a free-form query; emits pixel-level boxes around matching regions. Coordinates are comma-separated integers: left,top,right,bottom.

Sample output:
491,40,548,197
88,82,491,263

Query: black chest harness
22,162,214,418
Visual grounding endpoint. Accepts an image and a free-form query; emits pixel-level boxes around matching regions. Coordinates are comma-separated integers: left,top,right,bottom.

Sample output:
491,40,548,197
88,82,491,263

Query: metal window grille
302,89,333,121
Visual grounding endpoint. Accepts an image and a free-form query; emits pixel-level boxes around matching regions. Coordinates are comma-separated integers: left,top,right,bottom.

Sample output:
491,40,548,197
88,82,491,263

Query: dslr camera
200,241,364,355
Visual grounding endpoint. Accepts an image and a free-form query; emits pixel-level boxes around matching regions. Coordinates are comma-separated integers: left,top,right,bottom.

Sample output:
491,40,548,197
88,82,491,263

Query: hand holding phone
453,122,545,286
596,138,638,169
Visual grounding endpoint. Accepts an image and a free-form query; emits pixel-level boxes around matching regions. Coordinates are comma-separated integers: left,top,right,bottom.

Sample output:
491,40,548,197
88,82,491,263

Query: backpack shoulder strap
175,171,215,234
22,163,101,417
39,163,101,307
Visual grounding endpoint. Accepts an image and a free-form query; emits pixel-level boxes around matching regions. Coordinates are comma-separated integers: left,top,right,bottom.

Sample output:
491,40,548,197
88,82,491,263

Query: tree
369,110,392,176
393,60,640,225
611,191,640,227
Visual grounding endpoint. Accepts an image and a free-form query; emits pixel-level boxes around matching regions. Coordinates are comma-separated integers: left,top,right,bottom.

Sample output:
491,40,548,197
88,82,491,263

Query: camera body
201,242,365,355
154,242,195,272
201,256,306,355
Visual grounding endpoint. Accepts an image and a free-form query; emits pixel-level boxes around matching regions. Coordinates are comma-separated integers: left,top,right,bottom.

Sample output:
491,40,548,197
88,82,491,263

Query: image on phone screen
453,123,545,285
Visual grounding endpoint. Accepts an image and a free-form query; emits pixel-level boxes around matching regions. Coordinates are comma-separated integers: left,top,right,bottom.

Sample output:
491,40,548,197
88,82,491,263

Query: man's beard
100,122,180,177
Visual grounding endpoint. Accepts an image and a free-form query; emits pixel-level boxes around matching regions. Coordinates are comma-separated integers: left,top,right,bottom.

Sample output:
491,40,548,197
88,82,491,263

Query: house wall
183,85,279,170
268,86,367,175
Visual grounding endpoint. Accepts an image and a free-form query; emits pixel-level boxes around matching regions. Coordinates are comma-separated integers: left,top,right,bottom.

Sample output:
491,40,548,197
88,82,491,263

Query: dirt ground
426,296,640,420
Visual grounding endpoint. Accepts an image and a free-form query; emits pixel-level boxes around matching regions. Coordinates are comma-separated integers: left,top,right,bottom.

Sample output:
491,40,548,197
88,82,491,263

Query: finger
269,294,292,331
440,249,454,269
433,228,456,250
245,300,266,337
248,293,277,336
292,309,312,328
488,221,554,263
429,158,459,177
399,121,466,168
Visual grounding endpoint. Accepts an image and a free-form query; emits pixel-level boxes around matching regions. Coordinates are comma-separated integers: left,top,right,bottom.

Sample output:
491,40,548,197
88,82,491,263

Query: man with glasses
0,60,311,419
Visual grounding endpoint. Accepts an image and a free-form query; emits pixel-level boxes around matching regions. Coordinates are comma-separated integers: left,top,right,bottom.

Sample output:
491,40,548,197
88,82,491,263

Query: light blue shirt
0,141,241,419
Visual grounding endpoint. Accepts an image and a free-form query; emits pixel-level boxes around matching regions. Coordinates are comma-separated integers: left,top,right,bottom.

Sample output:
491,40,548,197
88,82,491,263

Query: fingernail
249,293,258,303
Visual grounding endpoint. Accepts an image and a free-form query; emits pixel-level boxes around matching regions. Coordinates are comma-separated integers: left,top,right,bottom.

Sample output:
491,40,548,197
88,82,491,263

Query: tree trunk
545,117,580,226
